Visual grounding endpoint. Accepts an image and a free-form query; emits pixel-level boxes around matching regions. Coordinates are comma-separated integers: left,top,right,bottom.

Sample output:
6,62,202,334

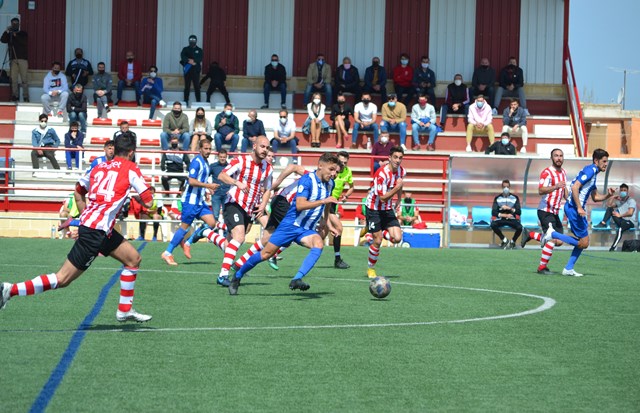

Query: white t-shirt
276,120,297,137
126,63,134,80
354,102,378,123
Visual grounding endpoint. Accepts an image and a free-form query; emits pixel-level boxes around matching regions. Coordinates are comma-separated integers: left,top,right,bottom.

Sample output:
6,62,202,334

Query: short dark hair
218,148,228,155
38,113,48,121
172,101,182,107
502,179,511,186
390,146,404,157
337,151,349,159
51,61,61,68
592,148,609,161
70,121,79,128
11,18,19,23
319,152,339,165
198,138,211,149
119,120,129,126
620,183,629,190
114,132,136,156
97,61,106,67
149,65,158,72
501,132,510,138
104,139,115,148
550,148,563,157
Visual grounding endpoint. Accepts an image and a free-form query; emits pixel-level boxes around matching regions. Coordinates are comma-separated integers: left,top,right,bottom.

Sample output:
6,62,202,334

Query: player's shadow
249,291,334,300
84,324,156,332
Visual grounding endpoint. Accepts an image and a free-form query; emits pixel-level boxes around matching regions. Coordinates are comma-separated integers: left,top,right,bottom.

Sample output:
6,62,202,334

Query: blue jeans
241,136,256,153
160,131,191,150
65,149,82,169
270,137,298,154
214,133,239,153
210,192,226,221
303,83,332,106
117,80,141,103
263,81,287,106
411,123,438,145
380,121,407,144
352,123,379,144
68,112,87,133
440,103,469,126
302,117,330,134
142,91,163,119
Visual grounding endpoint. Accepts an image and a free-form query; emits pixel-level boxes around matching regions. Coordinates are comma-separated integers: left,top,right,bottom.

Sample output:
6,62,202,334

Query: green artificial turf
1,238,639,412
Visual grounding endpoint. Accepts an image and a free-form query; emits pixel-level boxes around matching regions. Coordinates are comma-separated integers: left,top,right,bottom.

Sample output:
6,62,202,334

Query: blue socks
552,231,579,247
565,246,583,270
293,248,322,280
236,251,263,279
166,227,188,254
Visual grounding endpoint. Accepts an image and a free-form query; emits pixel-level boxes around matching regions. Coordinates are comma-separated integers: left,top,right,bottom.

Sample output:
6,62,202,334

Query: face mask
400,59,409,66
343,64,351,70
52,70,60,75
196,114,204,119
40,121,47,128
317,59,324,65
189,38,197,46
380,137,389,144
481,64,489,69
503,187,510,195
620,191,628,198
404,197,411,203
279,117,287,125
98,69,105,74
362,99,370,104
271,61,278,67
372,61,380,67
501,138,509,145
418,100,427,106
75,53,82,59
224,110,232,116
476,101,484,109
421,63,429,69
454,79,462,86
75,92,83,97
388,101,396,107
337,100,345,104
313,99,321,105
127,58,133,63
170,142,178,149
149,72,157,78
172,110,182,117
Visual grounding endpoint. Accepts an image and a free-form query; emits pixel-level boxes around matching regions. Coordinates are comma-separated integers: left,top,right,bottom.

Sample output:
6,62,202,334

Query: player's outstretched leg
289,247,322,291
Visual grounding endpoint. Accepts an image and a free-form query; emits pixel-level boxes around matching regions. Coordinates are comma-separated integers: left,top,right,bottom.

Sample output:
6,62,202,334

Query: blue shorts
564,203,589,239
181,203,213,225
269,220,318,247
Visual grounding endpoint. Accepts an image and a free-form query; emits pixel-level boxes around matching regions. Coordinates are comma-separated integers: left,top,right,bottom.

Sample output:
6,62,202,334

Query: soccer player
520,148,568,274
365,146,406,279
0,133,153,322
214,136,272,286
541,148,615,276
228,152,340,295
328,151,354,269
161,139,220,265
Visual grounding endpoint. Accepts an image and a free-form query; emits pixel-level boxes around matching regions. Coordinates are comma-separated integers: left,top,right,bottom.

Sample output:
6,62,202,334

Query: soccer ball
369,276,391,299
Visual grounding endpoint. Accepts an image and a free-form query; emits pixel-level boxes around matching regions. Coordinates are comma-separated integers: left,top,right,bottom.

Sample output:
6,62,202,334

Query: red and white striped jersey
366,165,407,211
78,158,150,234
537,166,567,215
223,154,273,213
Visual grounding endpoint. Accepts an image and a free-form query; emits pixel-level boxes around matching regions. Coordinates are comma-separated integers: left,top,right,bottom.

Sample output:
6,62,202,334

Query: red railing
563,45,588,157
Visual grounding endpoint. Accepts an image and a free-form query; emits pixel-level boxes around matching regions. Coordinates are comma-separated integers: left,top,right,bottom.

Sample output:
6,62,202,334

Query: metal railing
564,45,588,157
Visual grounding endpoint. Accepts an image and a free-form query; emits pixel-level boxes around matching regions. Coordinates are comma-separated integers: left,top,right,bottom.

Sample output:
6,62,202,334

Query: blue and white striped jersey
182,154,210,206
283,171,334,230
567,164,599,209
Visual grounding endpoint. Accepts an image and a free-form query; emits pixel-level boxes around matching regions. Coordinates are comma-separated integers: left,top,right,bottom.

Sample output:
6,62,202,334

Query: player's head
199,138,212,159
252,135,270,161
592,148,610,172
550,148,564,168
104,140,115,160
317,152,340,182
265,146,274,164
619,183,629,198
388,146,404,170
114,132,137,160
217,148,228,164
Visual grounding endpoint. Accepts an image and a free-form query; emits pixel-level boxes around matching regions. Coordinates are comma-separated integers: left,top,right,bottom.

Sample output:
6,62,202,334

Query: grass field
1,238,639,412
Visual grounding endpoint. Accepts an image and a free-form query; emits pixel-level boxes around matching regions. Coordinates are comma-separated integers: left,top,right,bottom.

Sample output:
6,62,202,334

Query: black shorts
537,210,564,234
223,202,251,231
266,195,290,231
328,203,338,214
67,226,125,271
366,209,400,233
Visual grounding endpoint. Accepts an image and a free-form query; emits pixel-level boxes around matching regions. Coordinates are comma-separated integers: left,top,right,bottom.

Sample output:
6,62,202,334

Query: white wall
246,0,295,77
65,0,113,71
337,0,386,72
156,0,204,75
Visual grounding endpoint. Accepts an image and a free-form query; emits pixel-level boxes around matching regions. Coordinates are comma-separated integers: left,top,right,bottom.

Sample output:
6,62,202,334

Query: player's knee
578,238,590,249
554,240,564,247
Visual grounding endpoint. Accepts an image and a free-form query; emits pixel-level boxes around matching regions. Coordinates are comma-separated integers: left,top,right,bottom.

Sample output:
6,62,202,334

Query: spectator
161,102,190,150
352,92,379,149
161,135,191,192
189,107,213,152
201,61,231,105
67,84,88,134
241,109,265,153
490,179,522,249
180,34,203,104
330,93,353,149
334,56,361,102
392,53,414,106
63,121,85,170
411,94,438,151
485,132,517,155
213,103,239,153
65,47,93,89
92,61,112,119
400,191,421,226
471,57,496,106
371,133,392,173
262,54,287,109
380,93,408,150
1,17,29,102
439,73,470,131
502,99,528,153
209,149,230,221
466,95,494,152
363,56,387,102
140,65,166,120
413,56,436,106
31,114,61,173
272,109,298,156
304,53,332,105
116,50,142,105
594,183,637,251
494,56,529,115
113,120,137,141
41,61,69,117
303,92,329,148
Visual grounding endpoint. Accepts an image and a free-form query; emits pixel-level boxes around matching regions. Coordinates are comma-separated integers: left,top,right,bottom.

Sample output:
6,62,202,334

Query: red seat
89,155,98,163
118,119,137,126
116,101,138,107
92,118,113,126
90,137,109,145
140,138,160,147
142,119,162,127
139,157,156,165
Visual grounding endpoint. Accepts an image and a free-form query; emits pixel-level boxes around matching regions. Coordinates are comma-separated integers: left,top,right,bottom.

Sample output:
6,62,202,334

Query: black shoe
23,97,29,103
334,258,350,269
609,246,616,252
520,229,532,248
537,267,553,275
509,240,516,250
439,123,445,132
281,104,287,109
228,275,241,295
10,96,18,102
593,222,607,229
500,240,508,249
260,104,268,109
289,278,310,291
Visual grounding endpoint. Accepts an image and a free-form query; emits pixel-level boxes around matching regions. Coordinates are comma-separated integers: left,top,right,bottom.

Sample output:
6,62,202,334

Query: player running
541,148,615,276
365,146,406,279
228,152,340,295
520,148,568,274
1,133,153,322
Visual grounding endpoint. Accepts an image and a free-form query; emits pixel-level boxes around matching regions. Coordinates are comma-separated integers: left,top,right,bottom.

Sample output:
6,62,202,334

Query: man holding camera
1,17,29,102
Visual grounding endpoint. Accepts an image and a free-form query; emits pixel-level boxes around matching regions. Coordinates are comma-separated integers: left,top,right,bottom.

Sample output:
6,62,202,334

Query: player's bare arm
272,164,306,189
538,180,566,195
218,171,248,193
592,187,615,203
187,177,219,193
380,177,404,202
